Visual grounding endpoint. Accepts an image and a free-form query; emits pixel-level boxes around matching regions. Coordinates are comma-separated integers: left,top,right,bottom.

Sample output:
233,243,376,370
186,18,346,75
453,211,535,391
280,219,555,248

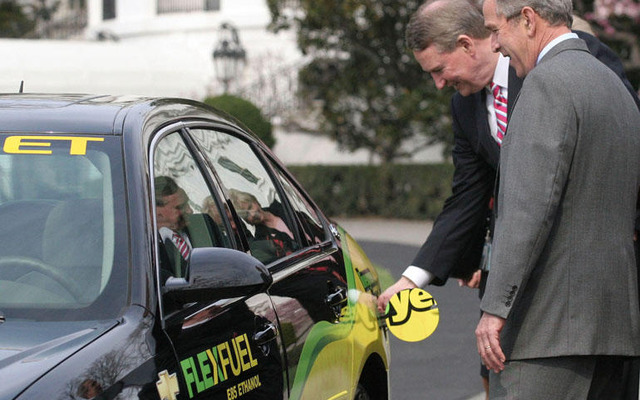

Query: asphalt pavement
332,217,433,248
333,217,485,400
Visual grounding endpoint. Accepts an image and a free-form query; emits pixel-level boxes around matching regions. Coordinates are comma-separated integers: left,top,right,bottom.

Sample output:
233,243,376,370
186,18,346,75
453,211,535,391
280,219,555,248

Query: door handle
325,283,348,321
253,322,278,345
325,285,347,307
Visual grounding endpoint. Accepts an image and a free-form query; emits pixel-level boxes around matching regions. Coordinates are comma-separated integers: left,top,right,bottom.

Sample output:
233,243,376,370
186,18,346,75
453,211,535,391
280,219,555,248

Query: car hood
0,319,118,399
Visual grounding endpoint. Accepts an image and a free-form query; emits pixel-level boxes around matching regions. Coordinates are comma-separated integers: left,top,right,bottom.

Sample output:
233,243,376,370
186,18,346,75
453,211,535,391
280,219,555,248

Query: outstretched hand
377,276,418,313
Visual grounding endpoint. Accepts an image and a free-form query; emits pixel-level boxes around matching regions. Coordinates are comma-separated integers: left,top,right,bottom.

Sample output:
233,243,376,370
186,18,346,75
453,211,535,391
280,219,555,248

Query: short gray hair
406,0,489,52
494,0,573,28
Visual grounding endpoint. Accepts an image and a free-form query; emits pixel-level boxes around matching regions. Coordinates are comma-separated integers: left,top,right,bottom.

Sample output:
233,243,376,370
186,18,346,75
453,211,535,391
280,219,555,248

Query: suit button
512,285,517,290
506,301,511,306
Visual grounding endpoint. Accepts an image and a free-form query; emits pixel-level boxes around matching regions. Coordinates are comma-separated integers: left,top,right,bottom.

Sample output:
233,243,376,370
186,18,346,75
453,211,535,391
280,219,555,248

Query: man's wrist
402,266,434,288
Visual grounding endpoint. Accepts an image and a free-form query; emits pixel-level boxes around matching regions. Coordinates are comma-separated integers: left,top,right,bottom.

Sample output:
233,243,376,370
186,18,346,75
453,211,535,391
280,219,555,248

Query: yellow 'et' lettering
3,136,104,155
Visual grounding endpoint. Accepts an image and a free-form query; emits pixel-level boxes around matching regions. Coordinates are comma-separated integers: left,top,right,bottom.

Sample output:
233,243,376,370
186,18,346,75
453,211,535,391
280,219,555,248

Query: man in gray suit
478,0,640,397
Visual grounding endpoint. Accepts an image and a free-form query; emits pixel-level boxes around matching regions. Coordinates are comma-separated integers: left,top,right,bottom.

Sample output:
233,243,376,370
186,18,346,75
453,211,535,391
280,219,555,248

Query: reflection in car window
0,135,127,321
189,128,301,265
272,167,327,245
153,131,232,285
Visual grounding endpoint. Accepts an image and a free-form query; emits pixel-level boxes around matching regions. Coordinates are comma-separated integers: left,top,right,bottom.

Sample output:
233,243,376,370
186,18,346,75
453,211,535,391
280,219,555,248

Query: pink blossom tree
575,0,640,91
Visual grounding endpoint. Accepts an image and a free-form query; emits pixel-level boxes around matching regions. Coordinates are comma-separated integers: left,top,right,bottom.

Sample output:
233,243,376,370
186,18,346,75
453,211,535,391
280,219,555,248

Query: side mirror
163,248,272,303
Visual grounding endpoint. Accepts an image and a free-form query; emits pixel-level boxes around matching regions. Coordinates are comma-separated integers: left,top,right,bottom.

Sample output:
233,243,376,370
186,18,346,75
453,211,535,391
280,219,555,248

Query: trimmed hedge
288,163,454,220
204,94,275,148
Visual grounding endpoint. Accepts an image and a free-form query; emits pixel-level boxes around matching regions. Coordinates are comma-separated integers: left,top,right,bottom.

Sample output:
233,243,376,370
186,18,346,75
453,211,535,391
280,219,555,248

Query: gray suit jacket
480,38,640,360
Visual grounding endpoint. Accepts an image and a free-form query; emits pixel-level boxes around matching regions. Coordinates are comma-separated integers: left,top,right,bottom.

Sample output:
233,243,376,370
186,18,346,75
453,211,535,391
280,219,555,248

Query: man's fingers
468,270,482,288
377,293,391,312
475,313,507,372
377,277,418,313
459,270,482,288
479,338,505,372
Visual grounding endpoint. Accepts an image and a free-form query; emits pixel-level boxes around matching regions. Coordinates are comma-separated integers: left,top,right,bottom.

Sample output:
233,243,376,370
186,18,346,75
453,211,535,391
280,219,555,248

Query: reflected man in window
155,176,192,279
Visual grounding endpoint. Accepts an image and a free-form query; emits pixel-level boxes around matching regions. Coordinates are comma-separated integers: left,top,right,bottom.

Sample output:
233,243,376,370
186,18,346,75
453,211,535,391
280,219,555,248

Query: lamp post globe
212,22,246,93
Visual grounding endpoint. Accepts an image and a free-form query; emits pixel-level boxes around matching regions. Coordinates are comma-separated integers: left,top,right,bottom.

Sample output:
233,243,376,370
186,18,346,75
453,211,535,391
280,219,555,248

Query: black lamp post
212,23,246,93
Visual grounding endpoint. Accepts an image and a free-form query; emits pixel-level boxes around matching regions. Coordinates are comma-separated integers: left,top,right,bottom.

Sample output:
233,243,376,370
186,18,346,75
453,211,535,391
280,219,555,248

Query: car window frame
257,149,332,247
251,147,343,282
156,120,341,284
180,126,243,250
148,122,237,322
189,124,339,276
183,125,308,264
180,125,254,252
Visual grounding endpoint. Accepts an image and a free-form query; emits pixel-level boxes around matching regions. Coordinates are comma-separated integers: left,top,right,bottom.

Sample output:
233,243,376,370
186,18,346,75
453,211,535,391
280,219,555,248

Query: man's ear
457,35,475,54
521,7,537,36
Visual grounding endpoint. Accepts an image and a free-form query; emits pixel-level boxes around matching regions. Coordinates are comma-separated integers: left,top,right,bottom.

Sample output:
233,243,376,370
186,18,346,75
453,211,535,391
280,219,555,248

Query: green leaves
204,95,276,148
0,1,34,38
269,0,454,163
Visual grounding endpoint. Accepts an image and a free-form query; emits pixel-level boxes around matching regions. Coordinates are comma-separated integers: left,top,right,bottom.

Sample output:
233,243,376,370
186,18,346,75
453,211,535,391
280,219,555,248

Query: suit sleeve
480,72,577,318
411,95,494,285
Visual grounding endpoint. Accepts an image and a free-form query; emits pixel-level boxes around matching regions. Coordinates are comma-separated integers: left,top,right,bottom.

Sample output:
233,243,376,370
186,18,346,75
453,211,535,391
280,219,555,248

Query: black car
0,94,389,400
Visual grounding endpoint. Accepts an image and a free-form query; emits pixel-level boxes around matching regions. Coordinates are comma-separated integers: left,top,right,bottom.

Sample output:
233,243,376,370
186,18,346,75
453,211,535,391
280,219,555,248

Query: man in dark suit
475,0,640,397
155,176,193,281
376,0,640,396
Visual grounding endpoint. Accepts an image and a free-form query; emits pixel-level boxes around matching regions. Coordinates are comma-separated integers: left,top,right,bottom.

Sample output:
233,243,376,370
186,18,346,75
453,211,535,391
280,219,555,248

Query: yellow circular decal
385,288,439,342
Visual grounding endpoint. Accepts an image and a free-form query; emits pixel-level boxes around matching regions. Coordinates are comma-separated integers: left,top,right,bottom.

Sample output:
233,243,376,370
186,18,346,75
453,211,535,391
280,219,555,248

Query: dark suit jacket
411,31,639,285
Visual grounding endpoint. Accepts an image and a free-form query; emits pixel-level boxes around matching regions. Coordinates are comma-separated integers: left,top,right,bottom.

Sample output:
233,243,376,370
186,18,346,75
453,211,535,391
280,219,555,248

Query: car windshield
0,134,128,321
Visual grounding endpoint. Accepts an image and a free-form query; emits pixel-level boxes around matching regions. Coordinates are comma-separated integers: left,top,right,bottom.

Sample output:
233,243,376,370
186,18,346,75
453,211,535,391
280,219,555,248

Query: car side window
189,128,301,265
152,131,231,282
271,166,328,245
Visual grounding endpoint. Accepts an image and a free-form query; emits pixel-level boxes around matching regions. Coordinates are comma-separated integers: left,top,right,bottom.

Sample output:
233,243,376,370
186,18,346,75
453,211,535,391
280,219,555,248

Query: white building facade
3,0,302,104
0,0,443,164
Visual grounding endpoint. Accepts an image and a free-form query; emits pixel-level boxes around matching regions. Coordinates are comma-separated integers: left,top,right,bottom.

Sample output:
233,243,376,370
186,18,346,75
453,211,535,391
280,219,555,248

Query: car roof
0,93,241,136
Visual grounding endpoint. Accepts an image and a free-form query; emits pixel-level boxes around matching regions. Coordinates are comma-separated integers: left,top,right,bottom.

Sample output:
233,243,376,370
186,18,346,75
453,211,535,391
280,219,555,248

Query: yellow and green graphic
385,288,439,342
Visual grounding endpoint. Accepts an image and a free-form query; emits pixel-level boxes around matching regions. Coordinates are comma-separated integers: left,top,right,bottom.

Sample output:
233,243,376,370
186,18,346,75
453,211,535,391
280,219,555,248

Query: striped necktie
172,232,190,260
491,81,508,145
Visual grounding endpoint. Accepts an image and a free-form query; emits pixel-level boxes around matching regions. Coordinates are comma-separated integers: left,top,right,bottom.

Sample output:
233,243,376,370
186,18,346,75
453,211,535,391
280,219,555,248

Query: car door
150,126,287,400
187,126,354,399
259,154,356,399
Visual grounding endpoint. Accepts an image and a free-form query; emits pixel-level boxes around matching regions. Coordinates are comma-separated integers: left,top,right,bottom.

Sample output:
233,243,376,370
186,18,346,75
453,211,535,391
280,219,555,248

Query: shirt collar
488,53,510,91
537,32,579,64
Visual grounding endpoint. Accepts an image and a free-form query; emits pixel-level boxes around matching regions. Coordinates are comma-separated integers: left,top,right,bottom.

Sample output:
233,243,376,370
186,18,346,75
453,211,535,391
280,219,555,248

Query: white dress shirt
485,53,510,143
